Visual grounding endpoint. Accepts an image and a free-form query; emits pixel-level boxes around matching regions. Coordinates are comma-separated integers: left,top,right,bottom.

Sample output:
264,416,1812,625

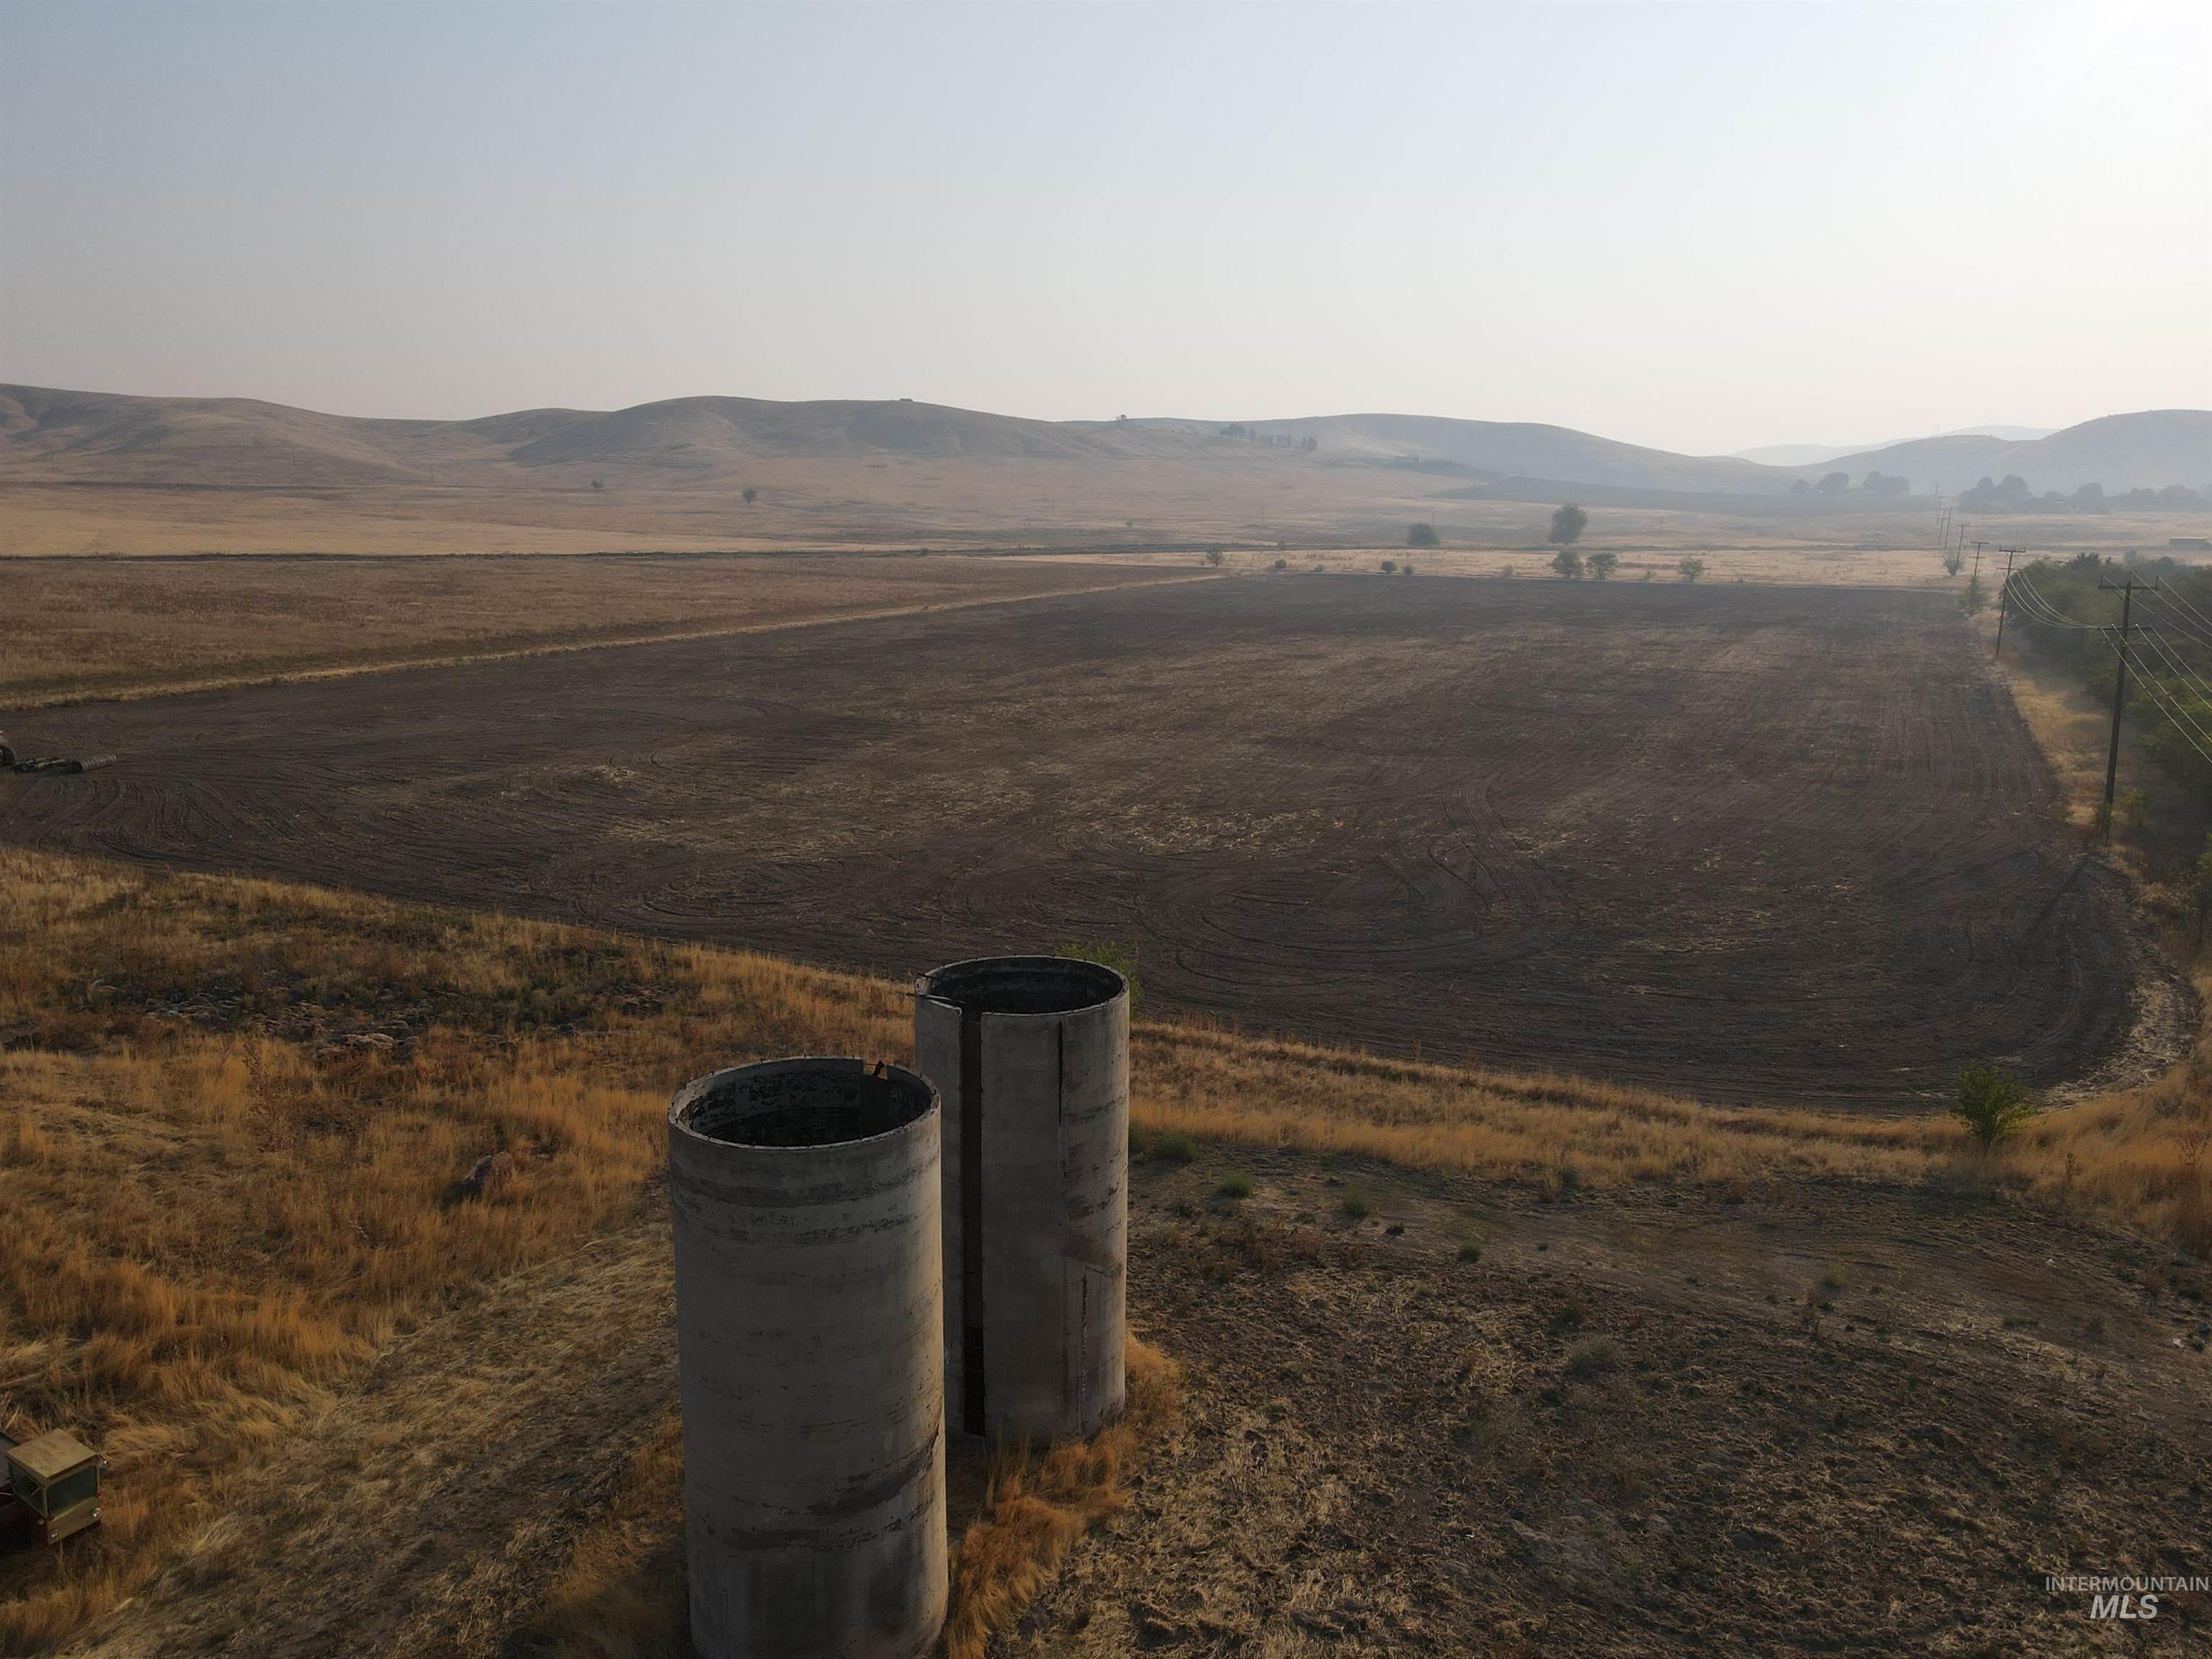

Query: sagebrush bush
1954,1062,2039,1148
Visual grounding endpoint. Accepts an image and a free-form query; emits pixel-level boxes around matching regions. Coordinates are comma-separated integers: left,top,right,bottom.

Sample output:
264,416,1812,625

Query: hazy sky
2,1,2206,455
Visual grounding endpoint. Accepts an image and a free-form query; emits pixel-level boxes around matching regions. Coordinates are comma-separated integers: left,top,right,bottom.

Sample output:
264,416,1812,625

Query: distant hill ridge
2,385,2204,498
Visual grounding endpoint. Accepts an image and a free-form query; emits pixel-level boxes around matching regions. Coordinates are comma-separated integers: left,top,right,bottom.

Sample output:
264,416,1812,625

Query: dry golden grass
2,842,2206,1651
940,1339,1179,1659
523,1409,688,1659
1132,1022,1962,1188
0,848,908,1653
0,554,1202,708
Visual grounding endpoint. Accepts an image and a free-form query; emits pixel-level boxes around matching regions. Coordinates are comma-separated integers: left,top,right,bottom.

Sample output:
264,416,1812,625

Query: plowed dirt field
0,576,2152,1107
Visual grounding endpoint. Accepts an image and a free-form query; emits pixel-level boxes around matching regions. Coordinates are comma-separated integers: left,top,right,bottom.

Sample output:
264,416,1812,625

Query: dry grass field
0,554,1207,708
1,847,2207,1654
6,480,2193,571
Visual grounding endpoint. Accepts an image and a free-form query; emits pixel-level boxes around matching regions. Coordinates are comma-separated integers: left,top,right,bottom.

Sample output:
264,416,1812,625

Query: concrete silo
914,956,1130,1444
667,1056,947,1659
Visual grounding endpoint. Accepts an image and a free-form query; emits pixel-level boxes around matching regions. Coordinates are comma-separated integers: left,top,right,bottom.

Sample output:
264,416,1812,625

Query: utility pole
1970,540,1986,580
2098,575,2151,837
1992,546,2021,660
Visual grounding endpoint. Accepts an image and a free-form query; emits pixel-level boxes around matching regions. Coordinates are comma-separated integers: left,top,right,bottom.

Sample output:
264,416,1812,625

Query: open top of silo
916,955,1125,1019
671,1057,935,1148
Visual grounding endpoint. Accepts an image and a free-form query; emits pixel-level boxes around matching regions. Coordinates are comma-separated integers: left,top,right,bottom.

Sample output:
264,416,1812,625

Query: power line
2147,579,2212,644
2105,628,2212,747
2116,644,2212,765
2126,625,2212,712
2116,652,2212,772
2005,575,2097,630
2138,589,2212,653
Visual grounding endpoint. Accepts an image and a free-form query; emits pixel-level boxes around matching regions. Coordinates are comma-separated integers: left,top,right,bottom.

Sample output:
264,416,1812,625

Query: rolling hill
1825,411,2212,497
5,385,2204,499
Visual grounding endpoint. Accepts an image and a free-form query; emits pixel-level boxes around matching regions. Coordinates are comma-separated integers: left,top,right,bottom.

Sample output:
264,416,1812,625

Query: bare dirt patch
53,1151,2212,1659
0,577,2158,1107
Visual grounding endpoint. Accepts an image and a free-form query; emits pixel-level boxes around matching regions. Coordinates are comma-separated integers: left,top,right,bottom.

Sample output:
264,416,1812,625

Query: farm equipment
0,731,114,775
0,1429,107,1548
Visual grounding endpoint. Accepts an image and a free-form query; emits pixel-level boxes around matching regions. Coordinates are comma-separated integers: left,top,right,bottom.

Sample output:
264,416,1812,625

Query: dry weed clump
2006,1002,2212,1256
941,1337,1182,1659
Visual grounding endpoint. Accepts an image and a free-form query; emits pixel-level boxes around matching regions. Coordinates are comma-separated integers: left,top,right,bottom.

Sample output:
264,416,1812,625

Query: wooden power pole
2098,575,2151,837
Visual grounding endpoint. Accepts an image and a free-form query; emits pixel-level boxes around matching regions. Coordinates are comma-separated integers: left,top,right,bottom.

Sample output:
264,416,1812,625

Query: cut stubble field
0,575,2167,1110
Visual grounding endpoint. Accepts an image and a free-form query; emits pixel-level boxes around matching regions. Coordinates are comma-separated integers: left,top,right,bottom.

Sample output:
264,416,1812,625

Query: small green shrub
1055,938,1143,1016
1128,1123,1154,1158
1953,1062,2039,1148
1457,1241,1483,1264
1339,1186,1377,1220
1154,1132,1197,1164
1217,1172,1254,1200
1819,1262,1850,1292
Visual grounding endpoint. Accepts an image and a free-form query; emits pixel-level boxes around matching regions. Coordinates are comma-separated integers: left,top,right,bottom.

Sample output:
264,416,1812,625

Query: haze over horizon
3,1,2207,457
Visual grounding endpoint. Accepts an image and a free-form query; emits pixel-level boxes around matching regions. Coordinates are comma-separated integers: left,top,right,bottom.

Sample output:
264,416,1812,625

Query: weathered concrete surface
667,1058,947,1659
915,958,1129,1444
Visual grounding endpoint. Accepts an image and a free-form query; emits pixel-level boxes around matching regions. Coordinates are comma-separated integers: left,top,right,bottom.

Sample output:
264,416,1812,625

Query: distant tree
1587,551,1619,580
589,476,605,491
1678,556,1706,583
1961,573,1987,614
1943,544,1964,577
1301,434,1318,453
1205,547,1226,567
1272,557,1288,570
1402,562,1416,576
1789,477,1811,495
1381,559,1398,574
2070,482,2108,513
1549,503,1588,546
1501,565,1517,579
1406,522,1439,548
1863,470,1910,497
1551,547,1584,580
1815,471,1851,495
742,486,759,505
1952,1062,2038,1149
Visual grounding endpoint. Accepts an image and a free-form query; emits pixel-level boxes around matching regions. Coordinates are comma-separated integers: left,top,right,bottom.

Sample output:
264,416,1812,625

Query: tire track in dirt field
0,578,2170,1108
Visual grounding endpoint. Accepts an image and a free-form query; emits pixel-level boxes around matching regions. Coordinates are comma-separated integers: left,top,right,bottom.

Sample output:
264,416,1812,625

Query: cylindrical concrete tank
667,1057,947,1659
914,956,1129,1444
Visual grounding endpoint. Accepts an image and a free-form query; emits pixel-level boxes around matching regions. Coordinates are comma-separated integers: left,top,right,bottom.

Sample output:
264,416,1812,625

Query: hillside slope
1830,410,2212,495
0,385,1798,493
